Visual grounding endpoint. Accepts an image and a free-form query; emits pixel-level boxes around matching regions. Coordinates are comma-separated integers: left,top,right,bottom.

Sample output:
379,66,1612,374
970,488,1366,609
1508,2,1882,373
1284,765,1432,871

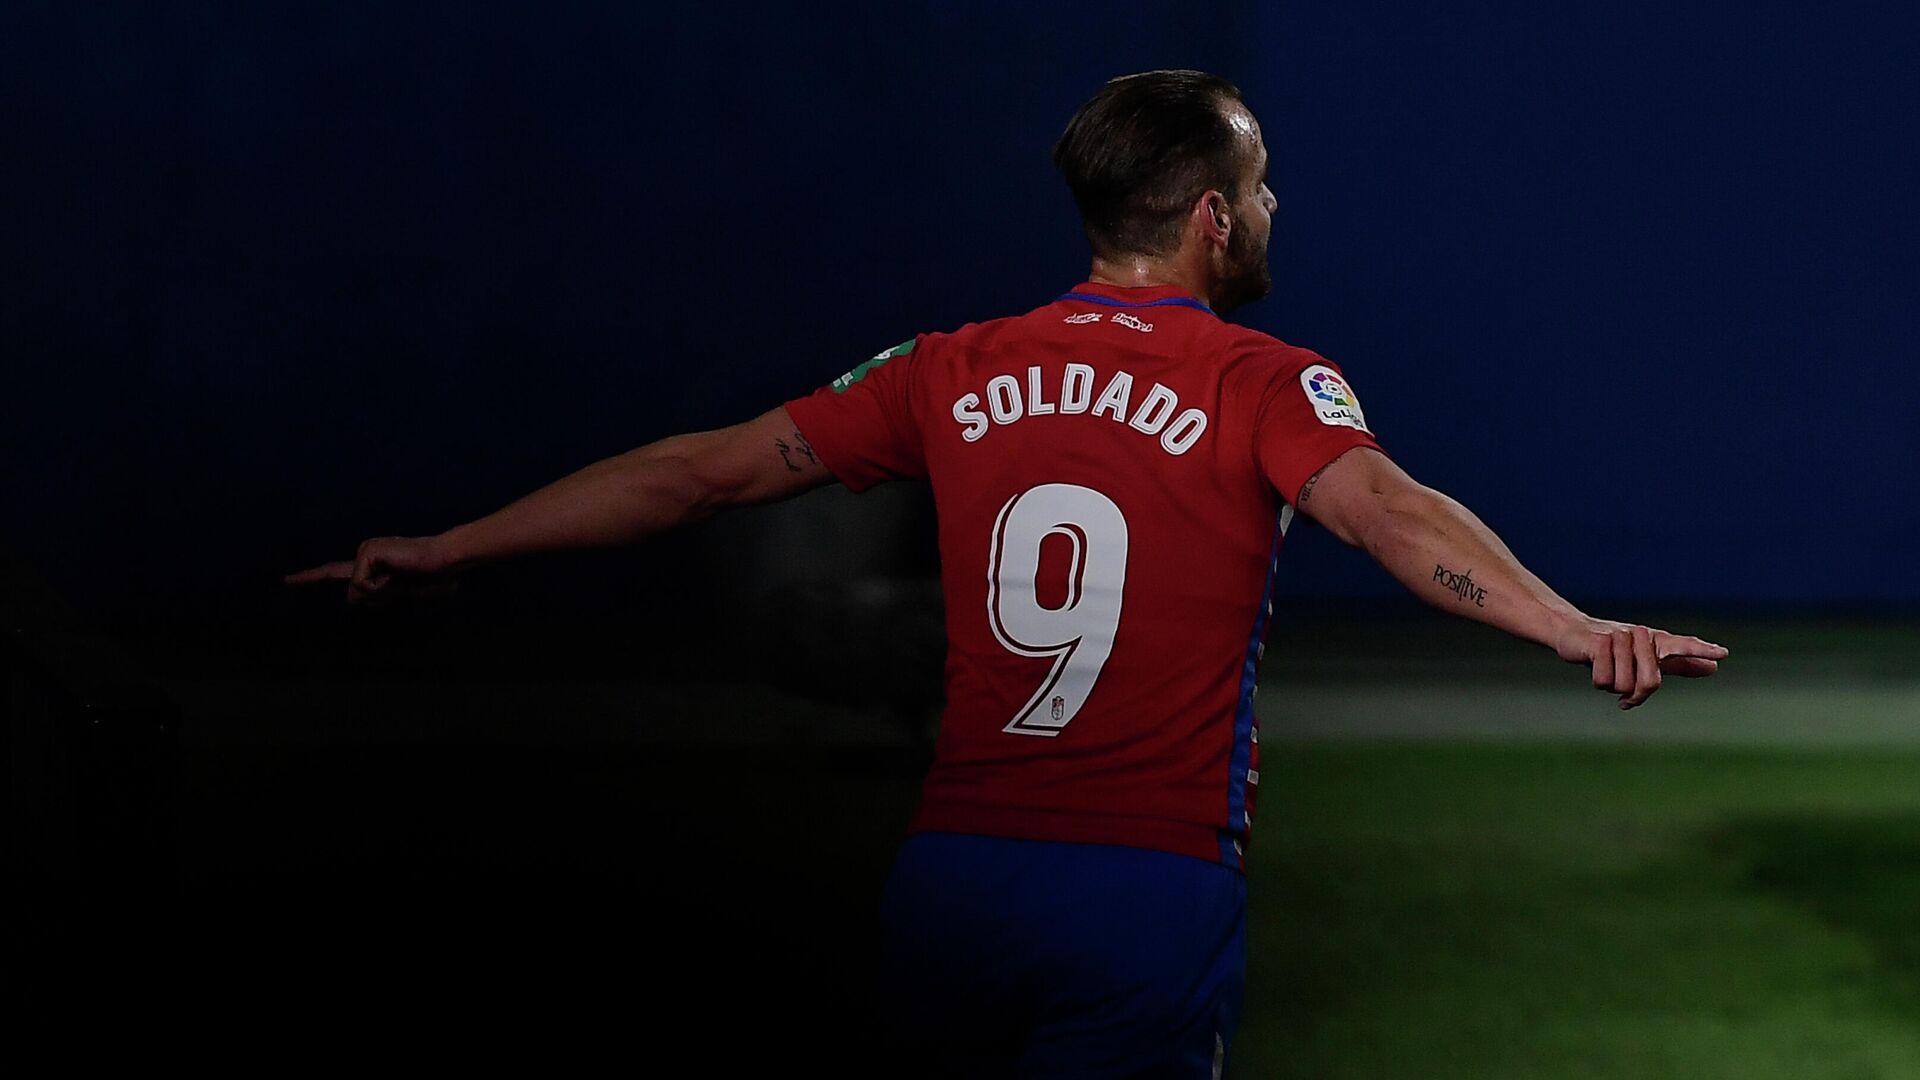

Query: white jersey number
987,483,1129,736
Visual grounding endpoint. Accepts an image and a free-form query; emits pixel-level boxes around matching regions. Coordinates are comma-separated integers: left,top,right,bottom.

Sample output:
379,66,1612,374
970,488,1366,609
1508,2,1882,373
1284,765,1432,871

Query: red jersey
783,281,1384,870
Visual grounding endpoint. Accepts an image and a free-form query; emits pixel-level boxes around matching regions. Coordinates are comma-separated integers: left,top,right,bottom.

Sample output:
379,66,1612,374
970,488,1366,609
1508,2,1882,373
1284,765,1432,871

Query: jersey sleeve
781,336,928,493
1252,348,1386,506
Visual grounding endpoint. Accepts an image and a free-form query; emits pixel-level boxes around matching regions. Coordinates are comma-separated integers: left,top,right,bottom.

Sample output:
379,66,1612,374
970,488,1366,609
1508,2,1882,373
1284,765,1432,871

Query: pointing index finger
1655,632,1730,661
284,561,354,586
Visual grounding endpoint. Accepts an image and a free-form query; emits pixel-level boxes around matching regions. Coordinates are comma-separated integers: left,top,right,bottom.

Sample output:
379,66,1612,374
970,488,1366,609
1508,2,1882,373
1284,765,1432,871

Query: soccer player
287,70,1728,1076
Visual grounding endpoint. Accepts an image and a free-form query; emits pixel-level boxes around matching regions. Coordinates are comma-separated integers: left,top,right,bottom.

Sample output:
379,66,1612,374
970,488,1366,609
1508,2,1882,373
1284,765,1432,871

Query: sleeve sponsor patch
1298,364,1369,432
830,338,916,393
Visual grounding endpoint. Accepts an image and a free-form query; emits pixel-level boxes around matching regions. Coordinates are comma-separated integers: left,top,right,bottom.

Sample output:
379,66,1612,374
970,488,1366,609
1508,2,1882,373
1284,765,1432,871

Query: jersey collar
1057,280,1216,316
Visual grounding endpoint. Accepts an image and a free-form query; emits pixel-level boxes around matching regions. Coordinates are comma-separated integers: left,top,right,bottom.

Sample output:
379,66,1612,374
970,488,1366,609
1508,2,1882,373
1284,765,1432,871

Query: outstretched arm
284,405,833,605
1294,446,1728,709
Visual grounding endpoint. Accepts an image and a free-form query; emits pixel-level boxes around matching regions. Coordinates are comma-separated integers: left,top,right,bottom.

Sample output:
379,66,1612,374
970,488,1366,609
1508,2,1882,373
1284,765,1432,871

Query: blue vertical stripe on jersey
1221,512,1284,869
1055,291,1217,315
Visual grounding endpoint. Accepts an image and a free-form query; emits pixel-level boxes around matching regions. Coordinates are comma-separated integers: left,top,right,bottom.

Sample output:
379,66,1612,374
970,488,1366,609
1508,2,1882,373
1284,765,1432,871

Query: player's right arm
283,405,833,606
1295,446,1729,710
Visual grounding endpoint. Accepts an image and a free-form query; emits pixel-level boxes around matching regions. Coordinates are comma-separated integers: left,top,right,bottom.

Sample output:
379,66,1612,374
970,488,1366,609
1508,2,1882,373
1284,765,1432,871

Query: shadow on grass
1709,813,1920,1002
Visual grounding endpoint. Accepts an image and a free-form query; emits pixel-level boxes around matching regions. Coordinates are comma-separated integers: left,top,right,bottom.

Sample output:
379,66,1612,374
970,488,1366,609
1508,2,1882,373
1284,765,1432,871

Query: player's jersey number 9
986,483,1129,737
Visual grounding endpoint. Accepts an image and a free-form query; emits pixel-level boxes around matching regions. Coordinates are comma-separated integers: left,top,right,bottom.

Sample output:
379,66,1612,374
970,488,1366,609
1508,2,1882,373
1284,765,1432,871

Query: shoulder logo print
830,338,916,393
1299,364,1369,432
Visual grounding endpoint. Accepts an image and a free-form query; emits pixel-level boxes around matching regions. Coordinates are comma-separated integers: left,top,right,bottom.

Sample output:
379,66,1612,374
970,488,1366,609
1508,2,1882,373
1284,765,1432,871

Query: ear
1193,190,1232,248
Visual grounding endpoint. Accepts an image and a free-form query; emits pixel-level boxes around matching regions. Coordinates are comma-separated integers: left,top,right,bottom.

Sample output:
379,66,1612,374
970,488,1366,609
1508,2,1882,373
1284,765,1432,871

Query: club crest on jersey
1299,364,1369,432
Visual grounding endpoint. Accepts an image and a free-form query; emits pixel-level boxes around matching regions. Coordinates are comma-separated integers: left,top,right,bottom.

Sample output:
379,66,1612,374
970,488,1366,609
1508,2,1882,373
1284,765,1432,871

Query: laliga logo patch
1299,364,1368,432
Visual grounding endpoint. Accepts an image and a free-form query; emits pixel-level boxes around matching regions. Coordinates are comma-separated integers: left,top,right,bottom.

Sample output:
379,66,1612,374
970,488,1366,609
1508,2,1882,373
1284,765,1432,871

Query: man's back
785,279,1383,869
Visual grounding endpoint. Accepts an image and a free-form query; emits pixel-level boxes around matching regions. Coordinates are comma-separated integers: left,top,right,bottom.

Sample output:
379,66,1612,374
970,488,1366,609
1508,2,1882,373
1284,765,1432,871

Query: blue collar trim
1057,291,1215,315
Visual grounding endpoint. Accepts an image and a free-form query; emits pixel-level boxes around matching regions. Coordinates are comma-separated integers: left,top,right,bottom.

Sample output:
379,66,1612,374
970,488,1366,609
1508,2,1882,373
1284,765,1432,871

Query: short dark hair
1053,70,1250,259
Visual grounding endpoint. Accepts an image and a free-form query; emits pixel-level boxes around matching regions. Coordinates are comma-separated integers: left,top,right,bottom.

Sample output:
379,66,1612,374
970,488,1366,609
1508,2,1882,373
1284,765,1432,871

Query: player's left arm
1296,446,1729,709
283,405,832,605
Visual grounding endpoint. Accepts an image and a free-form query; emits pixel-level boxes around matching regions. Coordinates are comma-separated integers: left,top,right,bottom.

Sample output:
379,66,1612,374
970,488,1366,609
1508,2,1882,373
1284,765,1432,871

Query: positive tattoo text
1433,564,1486,607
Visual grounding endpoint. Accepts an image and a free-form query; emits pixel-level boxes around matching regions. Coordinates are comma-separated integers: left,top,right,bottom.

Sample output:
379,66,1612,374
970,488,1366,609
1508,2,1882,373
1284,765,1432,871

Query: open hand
283,535,457,608
1554,618,1729,711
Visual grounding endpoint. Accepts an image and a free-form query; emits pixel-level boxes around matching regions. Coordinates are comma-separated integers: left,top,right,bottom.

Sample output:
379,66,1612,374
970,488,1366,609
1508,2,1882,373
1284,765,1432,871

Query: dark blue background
4,1,1915,625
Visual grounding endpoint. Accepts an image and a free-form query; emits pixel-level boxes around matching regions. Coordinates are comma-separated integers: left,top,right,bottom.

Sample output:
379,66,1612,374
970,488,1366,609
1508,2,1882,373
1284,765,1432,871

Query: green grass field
143,615,1920,1073
1237,742,1920,1078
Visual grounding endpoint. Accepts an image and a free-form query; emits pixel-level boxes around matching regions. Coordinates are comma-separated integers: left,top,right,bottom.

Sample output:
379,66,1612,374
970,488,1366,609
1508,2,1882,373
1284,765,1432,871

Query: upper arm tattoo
1296,462,1330,506
773,430,819,472
1295,445,1387,509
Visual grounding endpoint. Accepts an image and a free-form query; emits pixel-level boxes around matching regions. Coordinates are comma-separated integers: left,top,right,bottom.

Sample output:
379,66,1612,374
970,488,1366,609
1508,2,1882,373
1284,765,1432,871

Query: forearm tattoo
774,431,819,472
1433,564,1487,607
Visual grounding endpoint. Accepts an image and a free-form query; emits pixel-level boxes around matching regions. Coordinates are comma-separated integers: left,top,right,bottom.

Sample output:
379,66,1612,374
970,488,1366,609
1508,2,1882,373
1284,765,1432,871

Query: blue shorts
875,831,1248,1078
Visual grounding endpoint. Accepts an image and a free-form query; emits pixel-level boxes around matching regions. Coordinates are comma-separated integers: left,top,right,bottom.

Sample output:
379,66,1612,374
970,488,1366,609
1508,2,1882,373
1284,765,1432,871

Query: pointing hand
283,535,457,608
1554,618,1729,710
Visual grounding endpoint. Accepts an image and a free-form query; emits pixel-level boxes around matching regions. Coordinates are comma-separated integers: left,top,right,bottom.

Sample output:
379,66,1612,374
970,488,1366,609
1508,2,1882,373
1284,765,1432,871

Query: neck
1087,253,1213,309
